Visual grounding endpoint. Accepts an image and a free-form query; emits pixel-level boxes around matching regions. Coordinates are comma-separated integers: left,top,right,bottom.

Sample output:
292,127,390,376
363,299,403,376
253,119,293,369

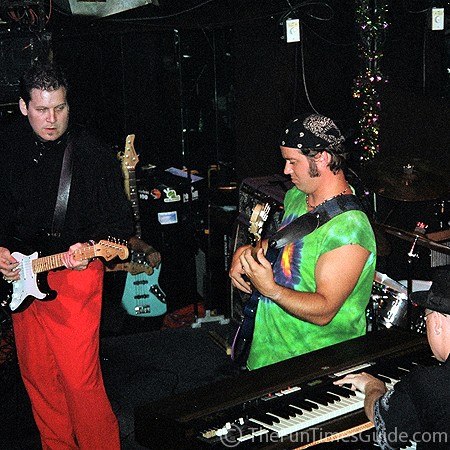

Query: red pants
12,259,120,450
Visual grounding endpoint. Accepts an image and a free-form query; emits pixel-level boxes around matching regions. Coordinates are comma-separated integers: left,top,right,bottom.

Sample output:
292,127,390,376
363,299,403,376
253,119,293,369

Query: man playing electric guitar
229,113,377,370
0,62,133,449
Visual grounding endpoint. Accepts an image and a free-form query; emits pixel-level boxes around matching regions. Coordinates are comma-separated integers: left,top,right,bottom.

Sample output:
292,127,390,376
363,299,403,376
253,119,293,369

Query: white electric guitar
5,240,129,312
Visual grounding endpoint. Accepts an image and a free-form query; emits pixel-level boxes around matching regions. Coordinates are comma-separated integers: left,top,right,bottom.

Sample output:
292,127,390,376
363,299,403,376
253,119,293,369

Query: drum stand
406,233,420,331
367,296,379,332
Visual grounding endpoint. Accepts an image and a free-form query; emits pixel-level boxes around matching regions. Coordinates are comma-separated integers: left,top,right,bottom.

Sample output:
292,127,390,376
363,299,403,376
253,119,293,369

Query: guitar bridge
134,305,151,315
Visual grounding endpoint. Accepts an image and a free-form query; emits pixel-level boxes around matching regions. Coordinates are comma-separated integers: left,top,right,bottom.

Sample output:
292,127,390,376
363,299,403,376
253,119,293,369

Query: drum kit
356,156,450,334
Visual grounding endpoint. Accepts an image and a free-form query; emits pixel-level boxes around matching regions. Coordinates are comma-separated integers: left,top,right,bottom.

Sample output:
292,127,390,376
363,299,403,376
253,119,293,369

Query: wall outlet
431,7,445,31
286,19,300,43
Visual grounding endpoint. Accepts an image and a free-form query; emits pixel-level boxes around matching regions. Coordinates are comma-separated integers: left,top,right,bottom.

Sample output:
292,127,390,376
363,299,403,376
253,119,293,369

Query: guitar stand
190,178,230,329
191,309,230,328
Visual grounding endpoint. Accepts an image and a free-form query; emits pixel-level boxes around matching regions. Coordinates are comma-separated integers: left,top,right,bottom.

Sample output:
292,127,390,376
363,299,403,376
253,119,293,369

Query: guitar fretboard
31,246,96,274
128,169,142,238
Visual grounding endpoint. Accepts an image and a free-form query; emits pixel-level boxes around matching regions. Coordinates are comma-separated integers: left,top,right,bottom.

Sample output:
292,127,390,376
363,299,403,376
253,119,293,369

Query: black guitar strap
268,194,364,249
51,138,74,238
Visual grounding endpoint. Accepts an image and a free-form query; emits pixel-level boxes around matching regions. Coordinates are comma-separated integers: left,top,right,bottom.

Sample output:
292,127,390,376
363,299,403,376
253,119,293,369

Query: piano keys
134,329,437,449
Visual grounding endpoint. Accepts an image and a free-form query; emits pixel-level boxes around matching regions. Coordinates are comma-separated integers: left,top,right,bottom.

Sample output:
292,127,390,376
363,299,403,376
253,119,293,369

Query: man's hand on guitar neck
229,244,253,294
128,236,161,269
61,243,90,271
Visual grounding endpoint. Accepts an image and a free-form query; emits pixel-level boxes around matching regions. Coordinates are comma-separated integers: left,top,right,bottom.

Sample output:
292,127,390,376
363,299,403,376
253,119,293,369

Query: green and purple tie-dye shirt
247,186,377,370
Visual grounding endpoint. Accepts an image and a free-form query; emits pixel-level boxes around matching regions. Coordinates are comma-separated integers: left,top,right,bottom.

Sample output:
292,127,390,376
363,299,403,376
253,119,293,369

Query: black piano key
286,404,308,416
250,410,279,425
303,390,334,406
328,384,357,398
300,398,321,411
322,391,341,403
325,390,342,399
269,405,294,420
296,399,315,412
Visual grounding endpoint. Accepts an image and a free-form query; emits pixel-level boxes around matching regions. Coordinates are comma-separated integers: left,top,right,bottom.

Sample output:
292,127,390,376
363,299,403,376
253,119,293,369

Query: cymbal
380,224,450,255
360,157,448,202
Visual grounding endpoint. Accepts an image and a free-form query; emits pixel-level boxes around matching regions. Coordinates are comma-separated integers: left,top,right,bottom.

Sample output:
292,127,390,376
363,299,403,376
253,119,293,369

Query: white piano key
236,427,270,442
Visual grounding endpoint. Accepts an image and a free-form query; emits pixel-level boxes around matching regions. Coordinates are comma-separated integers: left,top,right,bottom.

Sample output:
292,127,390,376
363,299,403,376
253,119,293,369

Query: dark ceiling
1,0,353,34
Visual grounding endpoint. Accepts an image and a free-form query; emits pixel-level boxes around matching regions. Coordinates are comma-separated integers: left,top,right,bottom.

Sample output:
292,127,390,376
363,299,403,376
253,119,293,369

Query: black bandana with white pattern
280,113,345,154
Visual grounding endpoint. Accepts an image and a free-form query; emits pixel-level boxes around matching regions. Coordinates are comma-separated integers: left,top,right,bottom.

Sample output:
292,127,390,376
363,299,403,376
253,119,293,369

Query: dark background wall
1,1,449,180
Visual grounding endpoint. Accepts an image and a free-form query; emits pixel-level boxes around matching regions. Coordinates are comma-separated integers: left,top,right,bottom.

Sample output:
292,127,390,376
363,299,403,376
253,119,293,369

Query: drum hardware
368,271,427,334
368,221,435,333
379,221,450,329
368,271,409,331
404,223,428,330
380,223,450,256
359,157,448,202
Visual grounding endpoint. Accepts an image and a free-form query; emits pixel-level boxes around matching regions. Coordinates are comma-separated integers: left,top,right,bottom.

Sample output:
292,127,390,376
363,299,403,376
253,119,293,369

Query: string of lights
353,0,390,161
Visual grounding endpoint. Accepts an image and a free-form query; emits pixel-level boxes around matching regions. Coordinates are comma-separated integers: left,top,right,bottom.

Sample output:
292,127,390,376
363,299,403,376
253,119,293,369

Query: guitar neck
251,238,263,260
105,261,153,275
128,170,142,239
32,245,96,274
120,134,142,240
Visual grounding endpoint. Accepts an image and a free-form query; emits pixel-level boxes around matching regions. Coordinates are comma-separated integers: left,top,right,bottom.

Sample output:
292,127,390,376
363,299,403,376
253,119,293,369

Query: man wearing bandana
229,113,376,370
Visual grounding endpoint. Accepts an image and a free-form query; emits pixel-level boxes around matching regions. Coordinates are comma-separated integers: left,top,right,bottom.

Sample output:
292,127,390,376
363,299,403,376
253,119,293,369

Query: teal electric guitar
113,135,167,317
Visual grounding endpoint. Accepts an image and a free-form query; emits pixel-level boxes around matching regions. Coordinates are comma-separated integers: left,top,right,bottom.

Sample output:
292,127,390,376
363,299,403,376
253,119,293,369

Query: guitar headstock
248,203,271,246
118,134,139,171
94,240,129,261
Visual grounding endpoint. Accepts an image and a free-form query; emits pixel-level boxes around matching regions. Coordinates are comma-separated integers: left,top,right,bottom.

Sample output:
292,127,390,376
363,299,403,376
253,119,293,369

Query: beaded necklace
306,186,349,209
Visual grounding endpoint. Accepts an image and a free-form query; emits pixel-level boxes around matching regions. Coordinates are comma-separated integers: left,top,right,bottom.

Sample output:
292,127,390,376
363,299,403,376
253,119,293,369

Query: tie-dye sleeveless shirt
246,186,376,370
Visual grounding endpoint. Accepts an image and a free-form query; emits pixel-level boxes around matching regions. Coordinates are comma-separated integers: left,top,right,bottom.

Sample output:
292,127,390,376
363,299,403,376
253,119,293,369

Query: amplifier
230,174,293,321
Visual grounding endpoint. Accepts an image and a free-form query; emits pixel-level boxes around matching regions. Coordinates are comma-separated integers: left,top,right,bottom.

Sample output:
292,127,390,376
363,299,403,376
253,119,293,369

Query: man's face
281,146,320,193
19,87,69,142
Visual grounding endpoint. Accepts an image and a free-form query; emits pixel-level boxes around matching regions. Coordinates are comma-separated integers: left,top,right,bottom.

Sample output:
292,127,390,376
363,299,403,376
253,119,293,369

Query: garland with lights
353,0,389,161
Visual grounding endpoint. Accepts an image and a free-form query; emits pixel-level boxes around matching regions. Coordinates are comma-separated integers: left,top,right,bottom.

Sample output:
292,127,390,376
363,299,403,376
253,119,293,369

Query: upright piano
134,329,435,449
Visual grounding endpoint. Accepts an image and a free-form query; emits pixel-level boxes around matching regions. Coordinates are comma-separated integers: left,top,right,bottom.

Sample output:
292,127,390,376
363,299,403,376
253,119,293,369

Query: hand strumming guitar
0,247,20,282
